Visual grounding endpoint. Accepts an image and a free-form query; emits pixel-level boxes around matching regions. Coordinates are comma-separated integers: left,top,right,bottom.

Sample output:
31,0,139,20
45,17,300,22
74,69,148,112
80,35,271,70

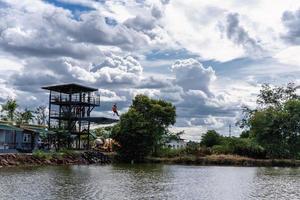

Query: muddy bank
147,154,300,167
0,151,111,168
2,153,299,168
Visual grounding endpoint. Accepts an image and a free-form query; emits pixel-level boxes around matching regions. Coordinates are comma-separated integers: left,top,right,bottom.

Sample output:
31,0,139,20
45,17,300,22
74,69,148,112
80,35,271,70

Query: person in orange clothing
112,103,119,116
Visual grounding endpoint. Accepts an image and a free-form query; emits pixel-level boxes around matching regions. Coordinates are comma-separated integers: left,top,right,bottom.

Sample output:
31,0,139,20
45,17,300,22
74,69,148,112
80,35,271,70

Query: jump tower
42,83,116,149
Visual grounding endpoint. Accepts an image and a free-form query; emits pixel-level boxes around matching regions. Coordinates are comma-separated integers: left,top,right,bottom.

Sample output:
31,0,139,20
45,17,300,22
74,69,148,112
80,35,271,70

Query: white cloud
0,57,24,72
98,89,126,102
275,46,300,66
161,0,300,61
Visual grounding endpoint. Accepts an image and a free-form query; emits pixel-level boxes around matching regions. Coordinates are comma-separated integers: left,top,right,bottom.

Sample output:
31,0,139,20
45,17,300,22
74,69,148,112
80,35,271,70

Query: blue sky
0,0,300,140
46,0,94,12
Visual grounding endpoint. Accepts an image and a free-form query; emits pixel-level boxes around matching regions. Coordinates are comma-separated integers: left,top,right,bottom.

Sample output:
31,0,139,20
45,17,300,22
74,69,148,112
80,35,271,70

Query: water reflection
0,165,299,200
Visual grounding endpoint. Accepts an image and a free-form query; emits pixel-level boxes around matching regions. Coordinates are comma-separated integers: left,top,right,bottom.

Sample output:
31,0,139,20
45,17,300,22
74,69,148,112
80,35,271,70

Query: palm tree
17,109,34,124
2,99,18,121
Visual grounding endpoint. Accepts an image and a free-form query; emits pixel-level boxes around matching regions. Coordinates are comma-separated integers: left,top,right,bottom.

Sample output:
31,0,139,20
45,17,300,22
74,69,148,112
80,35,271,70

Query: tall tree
2,98,18,121
238,83,300,158
256,83,298,108
238,83,299,130
35,106,48,125
112,95,176,162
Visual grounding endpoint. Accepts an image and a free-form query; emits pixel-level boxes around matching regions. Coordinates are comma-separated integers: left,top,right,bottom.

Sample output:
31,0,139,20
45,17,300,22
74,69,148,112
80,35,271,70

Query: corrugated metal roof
21,125,55,134
0,124,23,132
42,83,97,94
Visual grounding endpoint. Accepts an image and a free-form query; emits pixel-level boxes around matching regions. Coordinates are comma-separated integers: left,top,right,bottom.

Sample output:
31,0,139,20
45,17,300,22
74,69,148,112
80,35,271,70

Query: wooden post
87,92,91,150
59,92,62,128
48,90,52,129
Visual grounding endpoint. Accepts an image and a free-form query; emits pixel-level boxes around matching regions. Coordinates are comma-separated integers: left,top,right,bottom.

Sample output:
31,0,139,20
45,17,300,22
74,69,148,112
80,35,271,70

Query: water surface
0,164,299,200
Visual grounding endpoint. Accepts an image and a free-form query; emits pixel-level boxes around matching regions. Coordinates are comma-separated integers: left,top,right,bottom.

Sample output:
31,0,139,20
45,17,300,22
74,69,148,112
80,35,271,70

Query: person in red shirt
112,103,119,116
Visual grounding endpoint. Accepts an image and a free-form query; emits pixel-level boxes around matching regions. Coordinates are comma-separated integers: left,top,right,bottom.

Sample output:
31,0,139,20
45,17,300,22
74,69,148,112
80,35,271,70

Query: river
0,164,299,200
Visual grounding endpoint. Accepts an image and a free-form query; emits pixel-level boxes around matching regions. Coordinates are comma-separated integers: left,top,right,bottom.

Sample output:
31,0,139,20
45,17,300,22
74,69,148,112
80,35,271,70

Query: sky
0,0,300,141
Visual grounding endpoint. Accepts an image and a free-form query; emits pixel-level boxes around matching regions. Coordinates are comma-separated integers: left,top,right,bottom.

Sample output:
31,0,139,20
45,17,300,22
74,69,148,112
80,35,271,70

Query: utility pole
229,124,232,137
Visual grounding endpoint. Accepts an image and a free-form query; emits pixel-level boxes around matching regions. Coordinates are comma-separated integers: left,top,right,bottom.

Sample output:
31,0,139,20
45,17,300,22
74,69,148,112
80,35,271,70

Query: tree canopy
112,94,176,162
239,83,300,158
200,130,222,147
1,98,18,121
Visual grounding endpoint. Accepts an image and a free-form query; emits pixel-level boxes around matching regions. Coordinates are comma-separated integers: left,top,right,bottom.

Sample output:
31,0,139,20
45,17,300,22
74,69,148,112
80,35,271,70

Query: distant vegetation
109,83,300,162
0,98,48,125
238,83,300,159
199,83,300,160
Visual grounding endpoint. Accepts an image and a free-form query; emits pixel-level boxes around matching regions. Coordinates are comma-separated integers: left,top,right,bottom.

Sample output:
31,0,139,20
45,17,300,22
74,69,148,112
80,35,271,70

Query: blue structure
0,122,50,153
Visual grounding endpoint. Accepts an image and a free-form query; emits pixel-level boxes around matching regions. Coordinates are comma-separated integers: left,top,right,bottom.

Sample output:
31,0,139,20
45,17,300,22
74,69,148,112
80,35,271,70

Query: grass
32,149,77,160
32,150,53,160
147,154,300,167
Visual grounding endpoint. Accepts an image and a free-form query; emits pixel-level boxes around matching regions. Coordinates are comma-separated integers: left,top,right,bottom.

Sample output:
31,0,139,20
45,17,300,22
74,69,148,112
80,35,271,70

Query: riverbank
1,152,300,168
0,151,111,168
147,154,300,167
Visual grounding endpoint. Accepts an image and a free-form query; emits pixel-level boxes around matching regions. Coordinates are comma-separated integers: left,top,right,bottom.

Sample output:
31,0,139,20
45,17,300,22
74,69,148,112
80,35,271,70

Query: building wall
15,131,37,152
165,140,187,149
0,130,18,153
0,127,39,153
0,130,6,150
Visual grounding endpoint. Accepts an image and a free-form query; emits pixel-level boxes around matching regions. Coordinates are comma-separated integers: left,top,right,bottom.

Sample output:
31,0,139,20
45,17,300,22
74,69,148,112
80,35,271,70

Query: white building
165,138,187,149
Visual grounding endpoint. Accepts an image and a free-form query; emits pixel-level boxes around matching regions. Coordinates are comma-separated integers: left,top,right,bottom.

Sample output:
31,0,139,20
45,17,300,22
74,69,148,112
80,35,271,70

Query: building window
23,134,31,143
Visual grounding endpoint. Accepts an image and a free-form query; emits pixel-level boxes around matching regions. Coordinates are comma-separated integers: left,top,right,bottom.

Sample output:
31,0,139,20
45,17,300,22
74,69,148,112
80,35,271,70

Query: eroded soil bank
0,151,111,168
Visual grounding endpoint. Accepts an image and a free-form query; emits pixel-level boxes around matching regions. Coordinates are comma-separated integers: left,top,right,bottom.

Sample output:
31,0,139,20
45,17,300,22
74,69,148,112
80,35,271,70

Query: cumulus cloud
0,80,17,102
12,54,144,93
138,76,172,89
124,15,156,31
166,58,261,137
171,59,216,94
0,0,169,60
98,89,126,102
0,0,300,140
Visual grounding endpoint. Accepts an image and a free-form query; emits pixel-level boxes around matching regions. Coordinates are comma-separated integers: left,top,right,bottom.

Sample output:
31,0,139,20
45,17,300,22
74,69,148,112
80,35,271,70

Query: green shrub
57,148,74,155
156,147,186,158
185,142,200,155
212,145,232,155
232,140,266,159
196,147,212,156
32,150,52,160
200,130,222,147
211,137,266,159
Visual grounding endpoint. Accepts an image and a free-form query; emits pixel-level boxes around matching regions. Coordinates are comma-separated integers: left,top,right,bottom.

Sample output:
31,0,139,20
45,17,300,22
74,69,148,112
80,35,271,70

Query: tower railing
50,94,100,106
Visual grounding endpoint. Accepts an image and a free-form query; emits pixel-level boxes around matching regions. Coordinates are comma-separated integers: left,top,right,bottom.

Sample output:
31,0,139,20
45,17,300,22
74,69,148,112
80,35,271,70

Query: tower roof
42,83,98,94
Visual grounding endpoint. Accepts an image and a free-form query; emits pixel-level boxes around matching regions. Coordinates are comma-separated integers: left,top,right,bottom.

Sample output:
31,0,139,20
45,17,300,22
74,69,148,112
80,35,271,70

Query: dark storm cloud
221,13,264,55
282,9,300,44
